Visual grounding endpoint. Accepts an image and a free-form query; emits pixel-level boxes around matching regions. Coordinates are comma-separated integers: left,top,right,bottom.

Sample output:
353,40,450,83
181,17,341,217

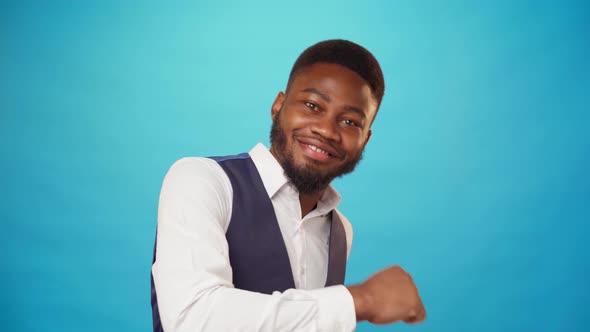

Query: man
151,39,426,331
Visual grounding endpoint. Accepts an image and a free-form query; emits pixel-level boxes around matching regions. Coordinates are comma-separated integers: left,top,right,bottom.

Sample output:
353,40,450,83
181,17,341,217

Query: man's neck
269,145,329,217
299,191,324,217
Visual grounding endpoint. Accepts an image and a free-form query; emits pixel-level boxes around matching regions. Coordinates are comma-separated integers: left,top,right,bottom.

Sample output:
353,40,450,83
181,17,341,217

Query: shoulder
162,157,233,191
162,156,233,200
333,209,353,241
165,157,226,181
159,157,233,228
333,209,353,258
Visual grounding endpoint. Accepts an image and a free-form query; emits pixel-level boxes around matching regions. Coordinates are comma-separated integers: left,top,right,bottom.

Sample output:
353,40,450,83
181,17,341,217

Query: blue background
2,1,588,331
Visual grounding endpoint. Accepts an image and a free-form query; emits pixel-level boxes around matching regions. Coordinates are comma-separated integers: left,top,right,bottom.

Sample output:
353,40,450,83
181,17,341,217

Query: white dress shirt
152,143,356,331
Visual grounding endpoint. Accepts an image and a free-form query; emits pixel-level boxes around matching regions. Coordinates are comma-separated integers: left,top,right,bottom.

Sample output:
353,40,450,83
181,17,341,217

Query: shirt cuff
313,285,356,332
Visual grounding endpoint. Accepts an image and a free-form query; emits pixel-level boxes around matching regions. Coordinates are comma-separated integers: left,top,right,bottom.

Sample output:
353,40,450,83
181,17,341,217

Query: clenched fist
347,266,426,325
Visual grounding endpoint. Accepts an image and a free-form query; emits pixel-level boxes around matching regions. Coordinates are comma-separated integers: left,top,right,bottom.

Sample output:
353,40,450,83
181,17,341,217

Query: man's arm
152,157,356,331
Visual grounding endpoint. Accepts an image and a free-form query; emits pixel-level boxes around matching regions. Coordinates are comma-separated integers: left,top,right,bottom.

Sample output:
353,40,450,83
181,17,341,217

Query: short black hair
287,39,385,109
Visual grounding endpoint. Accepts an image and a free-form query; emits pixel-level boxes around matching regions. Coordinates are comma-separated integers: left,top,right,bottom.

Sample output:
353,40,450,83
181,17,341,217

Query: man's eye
304,102,319,111
343,119,360,127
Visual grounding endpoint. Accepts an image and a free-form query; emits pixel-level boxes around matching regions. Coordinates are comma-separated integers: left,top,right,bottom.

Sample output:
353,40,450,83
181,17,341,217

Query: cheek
282,114,312,138
342,133,368,155
286,112,310,128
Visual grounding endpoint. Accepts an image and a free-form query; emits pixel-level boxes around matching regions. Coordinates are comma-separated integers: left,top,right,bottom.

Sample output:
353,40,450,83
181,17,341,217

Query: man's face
270,62,378,194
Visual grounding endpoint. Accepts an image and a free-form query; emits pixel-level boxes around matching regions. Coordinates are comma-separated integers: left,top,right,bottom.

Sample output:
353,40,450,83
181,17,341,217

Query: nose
310,114,340,142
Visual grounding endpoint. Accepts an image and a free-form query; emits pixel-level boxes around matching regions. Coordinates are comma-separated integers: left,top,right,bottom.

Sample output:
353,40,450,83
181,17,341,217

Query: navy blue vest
151,154,347,331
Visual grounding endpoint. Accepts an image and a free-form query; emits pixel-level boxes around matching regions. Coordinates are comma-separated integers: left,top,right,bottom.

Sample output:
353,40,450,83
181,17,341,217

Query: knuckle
403,272,412,282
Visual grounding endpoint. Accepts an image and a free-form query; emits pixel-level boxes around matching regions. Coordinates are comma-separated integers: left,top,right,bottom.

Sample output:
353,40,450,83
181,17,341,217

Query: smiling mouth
294,135,342,161
297,141,338,162
306,144,332,156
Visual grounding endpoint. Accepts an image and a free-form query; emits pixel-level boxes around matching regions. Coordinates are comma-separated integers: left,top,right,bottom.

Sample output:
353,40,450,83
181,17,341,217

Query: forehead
289,63,378,115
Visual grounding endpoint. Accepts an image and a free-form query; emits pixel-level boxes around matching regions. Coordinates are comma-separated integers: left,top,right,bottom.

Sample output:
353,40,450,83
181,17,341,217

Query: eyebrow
343,105,366,118
301,88,367,118
301,88,331,102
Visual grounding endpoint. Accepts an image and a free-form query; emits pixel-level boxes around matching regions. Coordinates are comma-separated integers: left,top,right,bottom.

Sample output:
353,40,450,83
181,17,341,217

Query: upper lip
296,136,343,159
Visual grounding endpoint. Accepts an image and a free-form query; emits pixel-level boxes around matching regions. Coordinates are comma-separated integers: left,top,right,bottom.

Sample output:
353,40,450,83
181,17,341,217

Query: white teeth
308,144,329,155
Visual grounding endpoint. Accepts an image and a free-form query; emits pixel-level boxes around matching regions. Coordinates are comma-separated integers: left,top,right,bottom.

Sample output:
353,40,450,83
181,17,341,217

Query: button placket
299,222,307,288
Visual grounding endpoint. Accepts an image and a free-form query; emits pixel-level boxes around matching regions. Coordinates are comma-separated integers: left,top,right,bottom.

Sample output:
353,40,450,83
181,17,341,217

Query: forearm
346,284,371,322
153,265,356,332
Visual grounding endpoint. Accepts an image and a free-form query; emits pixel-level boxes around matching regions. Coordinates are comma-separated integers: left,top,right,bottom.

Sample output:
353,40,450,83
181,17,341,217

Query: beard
269,111,364,195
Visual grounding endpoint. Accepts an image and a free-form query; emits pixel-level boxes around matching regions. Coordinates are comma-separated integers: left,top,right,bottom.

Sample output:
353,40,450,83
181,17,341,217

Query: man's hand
347,266,426,325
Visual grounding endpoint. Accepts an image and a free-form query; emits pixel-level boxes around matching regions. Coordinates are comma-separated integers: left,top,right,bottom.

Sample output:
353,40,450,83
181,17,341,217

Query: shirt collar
248,143,342,213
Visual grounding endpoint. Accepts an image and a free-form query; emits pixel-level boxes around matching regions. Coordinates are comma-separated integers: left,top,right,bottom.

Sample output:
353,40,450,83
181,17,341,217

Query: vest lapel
325,210,347,286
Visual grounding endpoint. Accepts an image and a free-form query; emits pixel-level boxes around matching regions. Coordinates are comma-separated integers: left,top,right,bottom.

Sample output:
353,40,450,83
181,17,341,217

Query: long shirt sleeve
151,157,356,331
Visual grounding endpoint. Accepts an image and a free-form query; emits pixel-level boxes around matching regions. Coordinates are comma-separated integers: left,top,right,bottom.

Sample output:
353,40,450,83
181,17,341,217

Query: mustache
294,133,343,159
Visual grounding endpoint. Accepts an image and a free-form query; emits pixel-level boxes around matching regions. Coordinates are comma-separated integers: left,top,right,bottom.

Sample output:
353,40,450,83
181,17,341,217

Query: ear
271,92,285,121
364,129,372,146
